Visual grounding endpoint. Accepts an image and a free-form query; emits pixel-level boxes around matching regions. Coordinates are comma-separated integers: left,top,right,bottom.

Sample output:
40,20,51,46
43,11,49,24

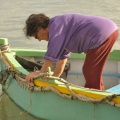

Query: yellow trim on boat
3,52,120,104
33,80,120,104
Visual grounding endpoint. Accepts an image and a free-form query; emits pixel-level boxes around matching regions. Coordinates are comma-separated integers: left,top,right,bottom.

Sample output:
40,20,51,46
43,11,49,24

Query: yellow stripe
33,80,120,104
3,52,120,104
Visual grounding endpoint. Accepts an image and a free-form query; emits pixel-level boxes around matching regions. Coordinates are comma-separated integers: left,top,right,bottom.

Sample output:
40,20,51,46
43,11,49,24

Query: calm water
0,0,120,120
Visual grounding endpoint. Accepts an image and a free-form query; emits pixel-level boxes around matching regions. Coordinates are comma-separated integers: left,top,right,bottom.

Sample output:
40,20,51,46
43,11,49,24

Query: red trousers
82,30,119,90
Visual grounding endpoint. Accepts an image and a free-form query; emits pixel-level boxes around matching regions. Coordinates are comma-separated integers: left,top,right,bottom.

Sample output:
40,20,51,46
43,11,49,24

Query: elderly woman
24,13,119,90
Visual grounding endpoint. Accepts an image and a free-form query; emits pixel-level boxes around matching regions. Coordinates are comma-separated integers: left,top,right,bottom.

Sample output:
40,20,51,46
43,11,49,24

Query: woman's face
33,27,49,41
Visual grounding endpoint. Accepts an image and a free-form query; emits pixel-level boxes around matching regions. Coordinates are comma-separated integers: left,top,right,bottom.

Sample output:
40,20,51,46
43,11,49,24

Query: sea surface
0,0,120,120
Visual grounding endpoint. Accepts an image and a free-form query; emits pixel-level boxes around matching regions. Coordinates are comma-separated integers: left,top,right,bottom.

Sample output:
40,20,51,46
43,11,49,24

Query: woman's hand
25,59,52,82
25,71,40,82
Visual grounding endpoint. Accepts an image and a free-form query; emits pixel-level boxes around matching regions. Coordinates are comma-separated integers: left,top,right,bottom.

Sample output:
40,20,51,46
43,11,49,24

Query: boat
0,38,120,120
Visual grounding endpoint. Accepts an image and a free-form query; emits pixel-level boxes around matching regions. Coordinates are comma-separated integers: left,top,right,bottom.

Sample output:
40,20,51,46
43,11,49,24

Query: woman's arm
40,59,52,73
52,58,67,77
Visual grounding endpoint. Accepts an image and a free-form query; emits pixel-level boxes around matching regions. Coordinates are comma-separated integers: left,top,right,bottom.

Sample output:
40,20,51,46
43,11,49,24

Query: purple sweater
44,14,118,62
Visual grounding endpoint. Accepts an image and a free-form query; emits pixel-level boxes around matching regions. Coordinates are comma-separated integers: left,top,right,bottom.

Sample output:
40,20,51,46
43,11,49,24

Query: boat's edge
1,38,120,120
11,48,120,60
2,50,120,105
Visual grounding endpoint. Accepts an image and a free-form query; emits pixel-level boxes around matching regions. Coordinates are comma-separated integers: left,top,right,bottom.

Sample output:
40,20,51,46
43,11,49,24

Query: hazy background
0,0,120,50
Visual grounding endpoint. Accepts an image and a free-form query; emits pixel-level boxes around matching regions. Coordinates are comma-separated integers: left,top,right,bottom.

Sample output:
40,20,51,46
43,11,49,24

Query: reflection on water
0,0,120,120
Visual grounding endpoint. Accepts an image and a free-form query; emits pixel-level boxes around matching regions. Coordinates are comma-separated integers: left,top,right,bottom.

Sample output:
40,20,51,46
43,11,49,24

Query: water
0,0,120,119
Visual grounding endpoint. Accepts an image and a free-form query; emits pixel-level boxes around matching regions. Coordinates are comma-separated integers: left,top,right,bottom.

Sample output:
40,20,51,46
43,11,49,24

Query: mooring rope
36,75,120,104
0,44,10,54
2,64,120,108
0,44,120,108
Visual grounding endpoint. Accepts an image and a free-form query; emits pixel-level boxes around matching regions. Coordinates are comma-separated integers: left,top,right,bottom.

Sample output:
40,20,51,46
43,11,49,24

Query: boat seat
106,84,120,94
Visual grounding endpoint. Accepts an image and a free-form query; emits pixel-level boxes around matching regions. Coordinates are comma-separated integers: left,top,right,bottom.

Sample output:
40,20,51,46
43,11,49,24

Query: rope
0,43,33,114
0,75,13,98
1,45,120,108
2,60,120,107
0,44,10,55
35,74,120,106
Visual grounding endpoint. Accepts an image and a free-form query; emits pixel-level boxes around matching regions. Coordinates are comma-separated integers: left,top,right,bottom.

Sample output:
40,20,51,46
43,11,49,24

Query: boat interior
14,54,120,93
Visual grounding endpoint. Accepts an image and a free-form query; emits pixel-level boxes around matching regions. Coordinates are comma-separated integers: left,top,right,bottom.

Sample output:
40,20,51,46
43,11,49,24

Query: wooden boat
0,38,120,120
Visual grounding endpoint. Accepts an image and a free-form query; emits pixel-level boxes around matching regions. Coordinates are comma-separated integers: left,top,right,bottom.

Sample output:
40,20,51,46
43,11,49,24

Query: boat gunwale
2,49,120,104
11,49,120,60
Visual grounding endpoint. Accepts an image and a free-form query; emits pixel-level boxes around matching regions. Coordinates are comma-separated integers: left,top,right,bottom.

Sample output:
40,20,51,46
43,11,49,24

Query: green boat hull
3,76,120,120
1,38,120,120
